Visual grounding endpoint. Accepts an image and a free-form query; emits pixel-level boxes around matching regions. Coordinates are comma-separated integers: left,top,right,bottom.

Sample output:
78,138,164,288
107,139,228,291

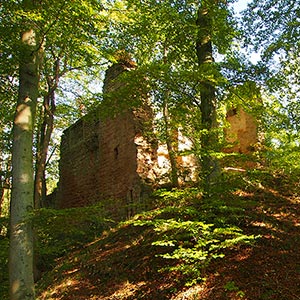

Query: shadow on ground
37,173,300,300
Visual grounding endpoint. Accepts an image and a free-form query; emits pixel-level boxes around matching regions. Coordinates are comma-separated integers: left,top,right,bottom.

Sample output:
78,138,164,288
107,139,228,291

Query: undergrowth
131,186,259,286
0,217,9,299
0,204,113,300
3,168,297,299
32,203,114,273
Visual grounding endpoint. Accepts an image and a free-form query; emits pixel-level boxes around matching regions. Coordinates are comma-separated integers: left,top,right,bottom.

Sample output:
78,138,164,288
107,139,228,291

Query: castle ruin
56,62,258,218
56,61,158,218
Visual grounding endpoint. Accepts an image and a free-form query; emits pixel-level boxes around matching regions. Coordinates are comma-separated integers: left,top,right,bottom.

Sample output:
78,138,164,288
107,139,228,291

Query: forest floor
36,169,300,300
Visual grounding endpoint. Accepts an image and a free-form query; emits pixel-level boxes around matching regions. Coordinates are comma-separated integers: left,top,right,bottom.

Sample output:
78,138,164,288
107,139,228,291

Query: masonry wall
57,62,157,219
225,107,258,153
56,62,260,217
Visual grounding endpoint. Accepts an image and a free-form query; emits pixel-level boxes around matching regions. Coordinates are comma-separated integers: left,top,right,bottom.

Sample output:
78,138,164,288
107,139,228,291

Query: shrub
133,188,259,286
32,204,114,272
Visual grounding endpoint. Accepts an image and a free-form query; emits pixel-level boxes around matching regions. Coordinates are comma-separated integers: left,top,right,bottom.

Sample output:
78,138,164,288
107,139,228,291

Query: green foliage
32,204,114,272
258,95,300,175
243,0,300,61
0,238,9,300
224,280,239,291
0,190,10,218
224,281,245,298
263,143,300,175
133,187,258,286
0,217,9,300
152,188,202,207
0,216,9,238
242,0,300,144
0,205,113,300
0,2,17,184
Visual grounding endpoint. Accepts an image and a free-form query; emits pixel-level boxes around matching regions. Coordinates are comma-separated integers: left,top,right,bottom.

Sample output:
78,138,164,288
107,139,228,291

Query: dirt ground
37,174,300,300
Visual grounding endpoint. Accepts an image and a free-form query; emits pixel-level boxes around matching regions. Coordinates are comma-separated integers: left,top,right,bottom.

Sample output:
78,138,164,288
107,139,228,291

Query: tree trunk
34,93,55,208
162,98,179,187
196,3,219,194
9,27,39,300
161,47,179,187
0,187,3,216
34,57,58,208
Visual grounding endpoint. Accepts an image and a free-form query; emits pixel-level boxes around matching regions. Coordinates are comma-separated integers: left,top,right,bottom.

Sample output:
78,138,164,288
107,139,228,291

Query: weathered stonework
225,107,258,153
56,61,259,218
57,62,157,219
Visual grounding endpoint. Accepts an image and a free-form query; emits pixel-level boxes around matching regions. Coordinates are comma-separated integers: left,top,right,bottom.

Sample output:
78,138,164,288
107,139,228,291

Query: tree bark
162,98,179,187
34,57,58,208
161,47,179,187
196,3,219,194
9,27,39,300
34,90,55,208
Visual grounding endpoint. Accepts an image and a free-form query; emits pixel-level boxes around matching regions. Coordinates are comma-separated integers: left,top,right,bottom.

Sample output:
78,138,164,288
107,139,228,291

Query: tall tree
109,0,237,189
2,0,118,297
161,49,180,187
196,2,219,192
9,4,42,300
34,64,57,208
243,0,300,126
1,0,124,210
32,0,108,208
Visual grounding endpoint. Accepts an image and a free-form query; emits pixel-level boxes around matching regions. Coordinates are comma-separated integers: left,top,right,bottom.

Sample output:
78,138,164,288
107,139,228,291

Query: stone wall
56,61,259,218
57,62,157,219
225,107,258,153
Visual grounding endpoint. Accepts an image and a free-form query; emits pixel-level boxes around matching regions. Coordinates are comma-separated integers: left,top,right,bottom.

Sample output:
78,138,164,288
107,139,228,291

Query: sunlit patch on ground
100,281,146,300
36,170,300,300
40,278,79,299
171,284,206,300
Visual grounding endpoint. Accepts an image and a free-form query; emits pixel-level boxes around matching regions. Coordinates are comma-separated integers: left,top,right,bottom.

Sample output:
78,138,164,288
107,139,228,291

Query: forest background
0,0,300,299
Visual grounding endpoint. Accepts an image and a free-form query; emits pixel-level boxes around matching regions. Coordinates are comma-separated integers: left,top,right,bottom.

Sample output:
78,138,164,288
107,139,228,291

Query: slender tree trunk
161,47,179,187
196,3,219,194
162,98,179,187
34,60,58,208
34,93,55,208
0,187,3,216
9,27,39,300
34,112,53,208
0,157,11,217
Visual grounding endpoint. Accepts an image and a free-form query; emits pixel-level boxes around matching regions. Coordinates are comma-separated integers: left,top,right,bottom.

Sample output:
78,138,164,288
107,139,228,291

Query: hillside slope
36,170,300,300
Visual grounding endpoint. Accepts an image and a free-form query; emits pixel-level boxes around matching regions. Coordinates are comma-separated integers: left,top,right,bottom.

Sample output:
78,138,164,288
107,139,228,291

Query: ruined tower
56,59,261,217
56,60,158,219
225,107,258,153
